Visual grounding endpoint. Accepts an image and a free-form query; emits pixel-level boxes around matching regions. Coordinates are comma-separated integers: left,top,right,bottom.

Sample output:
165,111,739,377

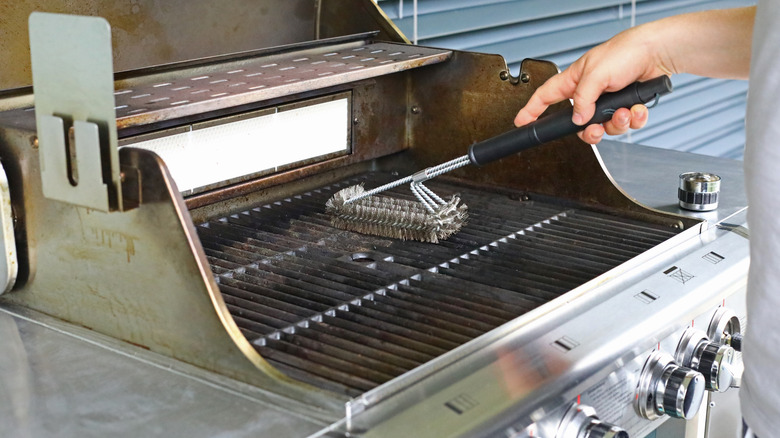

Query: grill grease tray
197,173,680,396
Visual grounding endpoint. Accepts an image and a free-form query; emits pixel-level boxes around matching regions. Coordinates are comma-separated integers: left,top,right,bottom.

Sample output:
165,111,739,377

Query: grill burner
196,173,680,396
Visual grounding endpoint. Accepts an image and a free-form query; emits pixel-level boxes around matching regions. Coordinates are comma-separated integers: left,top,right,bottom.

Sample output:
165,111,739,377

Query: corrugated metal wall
376,0,753,160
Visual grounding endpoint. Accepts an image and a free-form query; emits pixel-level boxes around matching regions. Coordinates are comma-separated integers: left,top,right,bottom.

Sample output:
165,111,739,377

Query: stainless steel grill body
0,2,749,437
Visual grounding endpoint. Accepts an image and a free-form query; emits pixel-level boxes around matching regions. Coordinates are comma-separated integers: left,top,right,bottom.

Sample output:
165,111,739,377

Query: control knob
695,342,737,391
707,307,742,351
636,352,706,420
724,332,743,352
676,329,738,392
557,404,628,438
584,421,628,438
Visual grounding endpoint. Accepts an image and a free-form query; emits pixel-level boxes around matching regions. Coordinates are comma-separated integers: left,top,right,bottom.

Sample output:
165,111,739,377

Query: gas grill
0,2,748,437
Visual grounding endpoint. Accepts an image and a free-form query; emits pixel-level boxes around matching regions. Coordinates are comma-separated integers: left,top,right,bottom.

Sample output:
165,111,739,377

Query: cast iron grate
196,172,679,396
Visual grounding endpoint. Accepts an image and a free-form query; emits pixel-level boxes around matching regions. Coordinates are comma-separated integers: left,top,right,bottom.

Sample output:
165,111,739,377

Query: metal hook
645,93,662,109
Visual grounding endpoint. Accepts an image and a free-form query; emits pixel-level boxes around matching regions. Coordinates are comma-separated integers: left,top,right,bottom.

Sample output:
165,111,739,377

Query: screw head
520,73,530,83
410,106,421,115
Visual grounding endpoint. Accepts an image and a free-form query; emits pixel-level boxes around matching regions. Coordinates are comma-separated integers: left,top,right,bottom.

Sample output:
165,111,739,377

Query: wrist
629,20,679,77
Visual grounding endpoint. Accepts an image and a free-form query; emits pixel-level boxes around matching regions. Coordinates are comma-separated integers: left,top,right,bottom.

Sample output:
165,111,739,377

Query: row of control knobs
636,327,741,421
555,309,742,437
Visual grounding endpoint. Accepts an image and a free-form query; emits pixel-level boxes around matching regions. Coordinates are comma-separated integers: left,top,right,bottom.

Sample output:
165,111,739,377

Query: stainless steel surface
597,140,746,225
0,139,350,415
0,305,325,438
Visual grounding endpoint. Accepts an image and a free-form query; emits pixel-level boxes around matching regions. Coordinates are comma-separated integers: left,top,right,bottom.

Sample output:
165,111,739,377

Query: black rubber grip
729,333,743,352
467,75,673,166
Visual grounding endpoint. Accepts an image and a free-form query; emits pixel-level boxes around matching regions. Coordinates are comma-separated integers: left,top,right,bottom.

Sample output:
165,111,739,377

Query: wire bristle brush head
326,184,468,243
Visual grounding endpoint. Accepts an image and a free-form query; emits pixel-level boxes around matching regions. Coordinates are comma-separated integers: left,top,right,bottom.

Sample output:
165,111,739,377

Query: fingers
515,66,610,128
629,104,648,129
603,108,631,136
602,105,649,136
514,73,577,127
578,104,649,144
578,124,605,144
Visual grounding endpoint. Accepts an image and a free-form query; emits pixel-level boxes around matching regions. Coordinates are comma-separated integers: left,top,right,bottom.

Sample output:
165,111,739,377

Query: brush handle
467,76,673,166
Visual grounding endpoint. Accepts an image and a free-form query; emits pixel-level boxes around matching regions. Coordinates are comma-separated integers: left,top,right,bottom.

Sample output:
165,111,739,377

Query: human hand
571,105,649,144
514,24,673,144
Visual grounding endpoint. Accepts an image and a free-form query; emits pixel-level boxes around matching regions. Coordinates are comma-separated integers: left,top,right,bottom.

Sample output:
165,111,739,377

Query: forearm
640,6,755,79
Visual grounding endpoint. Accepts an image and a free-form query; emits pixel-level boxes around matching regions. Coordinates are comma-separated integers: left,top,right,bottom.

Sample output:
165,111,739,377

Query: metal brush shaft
343,155,471,205
344,76,673,205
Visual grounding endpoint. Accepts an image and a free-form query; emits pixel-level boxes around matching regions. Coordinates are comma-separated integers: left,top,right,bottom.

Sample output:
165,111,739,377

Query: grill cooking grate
197,173,679,396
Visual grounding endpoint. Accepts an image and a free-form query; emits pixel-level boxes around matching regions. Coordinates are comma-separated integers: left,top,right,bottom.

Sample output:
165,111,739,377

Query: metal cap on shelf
678,172,721,211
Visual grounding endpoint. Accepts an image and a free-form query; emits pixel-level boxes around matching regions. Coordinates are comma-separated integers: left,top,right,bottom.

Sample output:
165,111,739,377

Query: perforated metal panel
111,42,451,129
377,0,754,159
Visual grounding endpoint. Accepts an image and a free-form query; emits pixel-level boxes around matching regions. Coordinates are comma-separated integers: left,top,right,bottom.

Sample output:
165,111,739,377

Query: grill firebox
198,172,680,396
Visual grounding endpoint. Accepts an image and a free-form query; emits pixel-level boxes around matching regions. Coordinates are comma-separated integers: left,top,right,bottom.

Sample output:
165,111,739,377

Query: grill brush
327,76,673,243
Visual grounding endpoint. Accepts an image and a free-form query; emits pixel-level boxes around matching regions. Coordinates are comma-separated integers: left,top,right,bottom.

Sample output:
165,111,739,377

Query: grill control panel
503,230,748,438
521,300,745,438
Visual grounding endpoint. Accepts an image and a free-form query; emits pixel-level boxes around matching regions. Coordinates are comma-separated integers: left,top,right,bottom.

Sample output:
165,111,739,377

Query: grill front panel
196,173,679,396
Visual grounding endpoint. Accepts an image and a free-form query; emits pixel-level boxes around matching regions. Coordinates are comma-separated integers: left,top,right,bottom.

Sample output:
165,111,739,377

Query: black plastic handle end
636,75,673,102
